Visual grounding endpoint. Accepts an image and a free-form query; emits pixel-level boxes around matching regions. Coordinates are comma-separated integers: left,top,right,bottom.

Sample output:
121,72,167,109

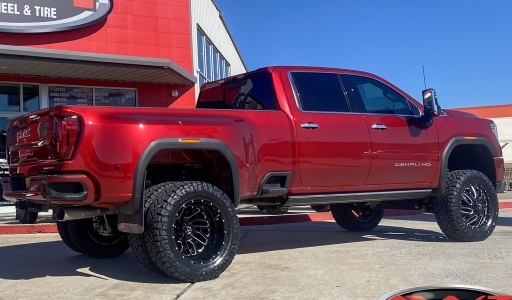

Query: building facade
0,0,247,204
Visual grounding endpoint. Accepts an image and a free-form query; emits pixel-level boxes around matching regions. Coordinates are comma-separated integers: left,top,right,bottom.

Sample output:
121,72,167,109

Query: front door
343,74,439,187
288,71,372,187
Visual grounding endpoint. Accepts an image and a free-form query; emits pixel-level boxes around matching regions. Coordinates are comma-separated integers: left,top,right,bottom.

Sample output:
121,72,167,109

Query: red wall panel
0,0,195,107
0,0,193,70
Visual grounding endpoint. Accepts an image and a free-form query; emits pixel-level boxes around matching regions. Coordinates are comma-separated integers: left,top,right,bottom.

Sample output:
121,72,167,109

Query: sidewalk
1,192,512,234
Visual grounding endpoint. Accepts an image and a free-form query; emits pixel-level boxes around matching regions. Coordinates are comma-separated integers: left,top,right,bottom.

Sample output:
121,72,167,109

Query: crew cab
2,66,505,282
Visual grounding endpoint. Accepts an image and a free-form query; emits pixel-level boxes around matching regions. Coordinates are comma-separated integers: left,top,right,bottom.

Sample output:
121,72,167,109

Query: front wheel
331,204,384,232
434,170,498,242
144,181,240,282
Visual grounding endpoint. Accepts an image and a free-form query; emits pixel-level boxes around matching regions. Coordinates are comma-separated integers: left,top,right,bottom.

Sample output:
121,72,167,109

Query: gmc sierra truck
2,66,505,282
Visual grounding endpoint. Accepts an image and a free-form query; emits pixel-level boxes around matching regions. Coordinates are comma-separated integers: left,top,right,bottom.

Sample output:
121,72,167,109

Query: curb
0,205,511,235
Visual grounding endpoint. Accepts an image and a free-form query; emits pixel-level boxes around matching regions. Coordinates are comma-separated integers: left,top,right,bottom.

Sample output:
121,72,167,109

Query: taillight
54,116,80,160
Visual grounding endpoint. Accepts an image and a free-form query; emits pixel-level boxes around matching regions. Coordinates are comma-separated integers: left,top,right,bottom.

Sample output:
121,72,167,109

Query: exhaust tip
55,207,65,221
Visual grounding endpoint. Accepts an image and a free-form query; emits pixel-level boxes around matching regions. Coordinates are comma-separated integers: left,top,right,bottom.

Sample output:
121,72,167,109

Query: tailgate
7,108,56,166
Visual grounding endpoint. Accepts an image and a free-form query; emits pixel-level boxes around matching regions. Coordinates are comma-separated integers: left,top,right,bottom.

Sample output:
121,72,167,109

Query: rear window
290,72,351,113
197,74,279,110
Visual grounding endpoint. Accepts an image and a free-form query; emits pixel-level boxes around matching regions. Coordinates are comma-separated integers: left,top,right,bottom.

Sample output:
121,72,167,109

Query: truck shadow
384,212,512,228
0,241,181,283
0,222,450,283
237,222,450,255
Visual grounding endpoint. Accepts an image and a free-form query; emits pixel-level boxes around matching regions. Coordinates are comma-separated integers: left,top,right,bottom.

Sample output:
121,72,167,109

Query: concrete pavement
0,210,511,299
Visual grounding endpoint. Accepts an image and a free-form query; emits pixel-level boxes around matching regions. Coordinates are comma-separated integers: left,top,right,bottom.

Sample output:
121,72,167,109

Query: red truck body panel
2,66,504,209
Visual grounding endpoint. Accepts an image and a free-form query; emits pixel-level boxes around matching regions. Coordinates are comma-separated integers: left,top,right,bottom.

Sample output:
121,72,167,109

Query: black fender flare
119,138,240,215
431,136,497,196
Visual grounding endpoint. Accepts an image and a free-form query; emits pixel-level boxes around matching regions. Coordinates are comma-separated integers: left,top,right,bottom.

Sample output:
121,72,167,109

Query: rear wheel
311,205,331,212
331,204,384,231
66,215,129,258
16,208,38,224
128,183,186,273
263,205,289,215
145,181,239,282
57,221,82,253
434,170,498,242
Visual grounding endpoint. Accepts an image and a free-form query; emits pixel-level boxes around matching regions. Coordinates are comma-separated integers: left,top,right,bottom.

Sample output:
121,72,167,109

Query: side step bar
284,189,433,206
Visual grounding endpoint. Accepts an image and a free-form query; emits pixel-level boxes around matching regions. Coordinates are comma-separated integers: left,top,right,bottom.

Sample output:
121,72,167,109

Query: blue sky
214,1,512,109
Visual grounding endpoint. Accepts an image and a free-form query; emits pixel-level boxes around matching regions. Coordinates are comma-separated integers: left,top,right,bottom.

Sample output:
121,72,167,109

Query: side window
224,75,278,110
196,74,278,110
291,72,350,112
349,75,413,115
408,100,421,116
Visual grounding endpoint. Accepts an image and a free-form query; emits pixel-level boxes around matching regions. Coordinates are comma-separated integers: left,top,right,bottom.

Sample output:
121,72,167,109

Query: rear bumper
1,174,95,204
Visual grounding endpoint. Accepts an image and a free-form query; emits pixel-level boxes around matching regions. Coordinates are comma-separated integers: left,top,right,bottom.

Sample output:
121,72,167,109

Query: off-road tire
57,221,82,253
66,215,129,258
264,205,289,215
145,181,239,282
331,204,384,231
311,205,331,212
16,208,38,224
434,170,499,242
127,184,179,273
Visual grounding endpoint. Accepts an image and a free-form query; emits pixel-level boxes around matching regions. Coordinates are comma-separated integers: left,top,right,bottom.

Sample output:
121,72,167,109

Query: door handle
371,124,387,130
300,123,320,129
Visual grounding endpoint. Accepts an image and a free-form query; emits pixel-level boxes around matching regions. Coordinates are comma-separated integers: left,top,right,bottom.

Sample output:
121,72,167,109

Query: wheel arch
119,138,240,215
432,136,497,196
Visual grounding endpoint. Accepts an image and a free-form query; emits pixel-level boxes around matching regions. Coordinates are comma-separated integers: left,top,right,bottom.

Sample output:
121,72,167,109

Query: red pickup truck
2,66,505,282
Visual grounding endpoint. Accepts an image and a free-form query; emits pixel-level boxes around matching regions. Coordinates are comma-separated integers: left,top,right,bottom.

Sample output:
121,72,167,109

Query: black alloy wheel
65,215,129,258
144,181,239,282
460,184,491,228
435,170,498,242
331,204,384,232
173,199,226,264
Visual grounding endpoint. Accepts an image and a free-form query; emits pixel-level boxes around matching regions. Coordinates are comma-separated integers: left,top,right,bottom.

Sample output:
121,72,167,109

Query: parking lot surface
0,210,511,299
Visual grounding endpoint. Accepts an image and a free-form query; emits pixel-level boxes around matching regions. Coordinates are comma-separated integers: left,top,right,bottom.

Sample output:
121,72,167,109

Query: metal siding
190,0,247,99
490,117,512,163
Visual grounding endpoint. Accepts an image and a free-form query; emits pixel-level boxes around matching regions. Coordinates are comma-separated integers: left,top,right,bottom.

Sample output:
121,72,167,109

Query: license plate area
10,175,27,191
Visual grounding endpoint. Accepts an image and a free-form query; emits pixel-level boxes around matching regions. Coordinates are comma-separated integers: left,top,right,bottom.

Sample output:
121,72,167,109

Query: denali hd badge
0,0,113,33
378,285,509,300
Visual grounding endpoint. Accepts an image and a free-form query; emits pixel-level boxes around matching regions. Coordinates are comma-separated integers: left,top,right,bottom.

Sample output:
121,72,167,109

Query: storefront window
95,88,136,107
0,83,21,112
23,85,40,112
48,86,136,107
49,86,93,107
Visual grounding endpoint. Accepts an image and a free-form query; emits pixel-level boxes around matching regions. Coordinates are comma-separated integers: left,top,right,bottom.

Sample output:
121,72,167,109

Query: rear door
342,74,439,186
288,71,371,187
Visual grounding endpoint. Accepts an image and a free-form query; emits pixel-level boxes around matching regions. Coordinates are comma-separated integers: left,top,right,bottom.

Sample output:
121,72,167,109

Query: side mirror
420,88,442,127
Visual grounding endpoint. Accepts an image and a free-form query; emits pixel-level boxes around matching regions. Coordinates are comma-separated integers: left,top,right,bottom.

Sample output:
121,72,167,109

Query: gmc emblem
16,128,31,139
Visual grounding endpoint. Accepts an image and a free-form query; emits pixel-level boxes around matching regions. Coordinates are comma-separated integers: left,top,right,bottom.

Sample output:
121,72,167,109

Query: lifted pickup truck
2,66,505,282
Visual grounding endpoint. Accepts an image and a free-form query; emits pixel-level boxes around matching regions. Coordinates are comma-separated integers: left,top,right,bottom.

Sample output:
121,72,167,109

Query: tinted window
408,100,421,115
349,75,412,115
291,72,350,112
197,74,278,110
